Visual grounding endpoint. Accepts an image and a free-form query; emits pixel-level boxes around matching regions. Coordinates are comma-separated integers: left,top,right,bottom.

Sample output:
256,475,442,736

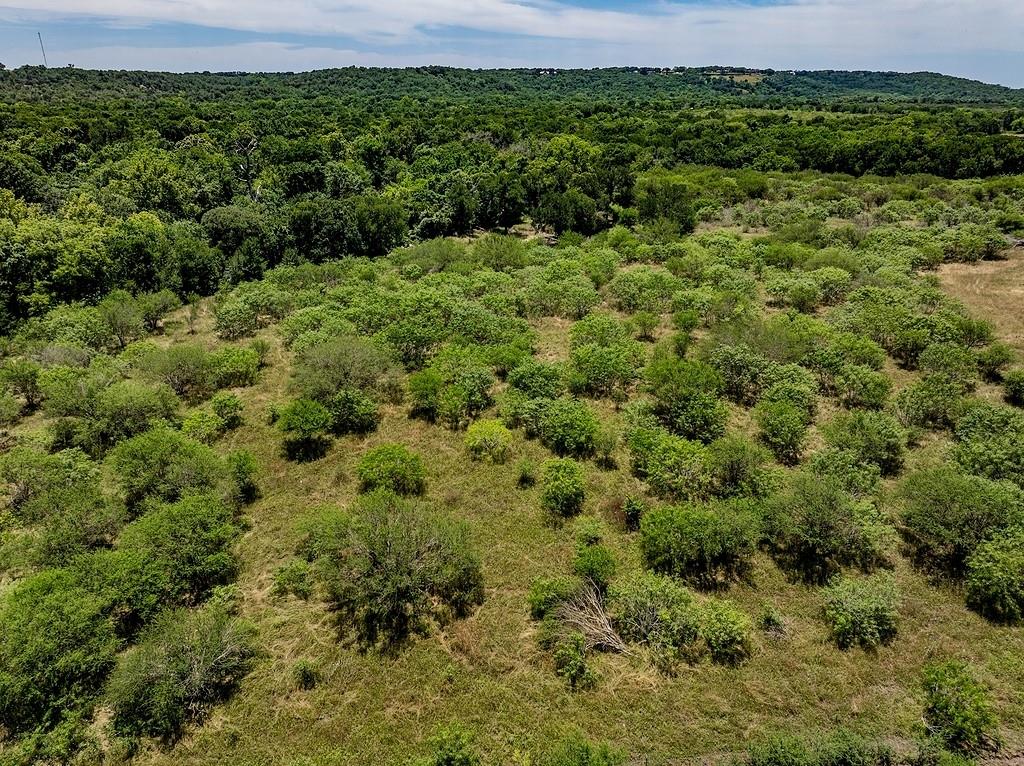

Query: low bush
898,466,1024,576
418,725,480,766
567,341,643,399
541,459,586,519
272,559,315,600
181,409,226,444
464,419,513,463
707,435,776,499
835,365,891,409
106,426,225,509
628,426,713,501
538,398,599,457
822,574,900,649
965,527,1024,623
765,473,894,583
699,599,753,666
0,570,118,734
755,400,810,465
622,495,649,532
1005,369,1024,406
516,458,538,488
306,493,483,648
106,605,257,740
573,544,617,590
277,398,333,461
891,377,964,431
976,342,1014,382
209,346,261,389
610,572,702,666
807,448,881,497
210,392,244,429
227,450,260,506
507,359,565,399
921,660,999,754
528,576,582,619
918,342,978,392
292,659,321,691
326,388,380,435
293,335,403,403
823,411,906,476
640,501,759,589
553,632,598,690
357,444,426,496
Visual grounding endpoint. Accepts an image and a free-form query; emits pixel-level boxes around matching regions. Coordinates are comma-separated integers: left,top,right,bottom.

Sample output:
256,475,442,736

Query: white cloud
2,0,1023,86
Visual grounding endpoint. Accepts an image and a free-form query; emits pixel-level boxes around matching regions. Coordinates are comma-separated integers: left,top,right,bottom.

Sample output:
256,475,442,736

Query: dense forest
1,66,1024,766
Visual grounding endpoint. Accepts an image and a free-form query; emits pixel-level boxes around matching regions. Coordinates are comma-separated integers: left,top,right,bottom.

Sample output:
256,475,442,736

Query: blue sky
2,1,1023,87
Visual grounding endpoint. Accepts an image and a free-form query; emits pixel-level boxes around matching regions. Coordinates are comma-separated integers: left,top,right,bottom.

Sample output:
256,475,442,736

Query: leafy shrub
567,341,643,398
0,387,21,425
822,574,900,649
357,444,427,496
553,632,597,690
891,377,964,431
573,544,617,590
0,358,42,410
103,494,240,619
541,459,586,519
965,527,1024,623
306,493,483,648
609,572,701,665
919,343,978,392
707,435,776,499
88,379,180,452
326,388,380,435
699,599,753,666
976,342,1014,382
538,398,599,457
823,411,906,476
622,495,649,532
628,426,713,501
640,501,759,589
209,346,261,389
418,725,480,766
227,449,260,506
182,408,226,444
807,448,881,498
507,359,565,399
755,400,810,465
272,559,315,600
528,576,582,619
646,354,728,443
898,467,1024,576
709,344,772,404
836,365,891,409
765,473,894,583
277,398,333,461
921,661,999,754
1005,369,1024,406
134,344,213,402
292,659,321,691
106,605,257,739
210,392,244,429
464,419,513,463
292,335,402,403
107,426,225,509
516,458,537,488
0,570,118,733
593,425,619,469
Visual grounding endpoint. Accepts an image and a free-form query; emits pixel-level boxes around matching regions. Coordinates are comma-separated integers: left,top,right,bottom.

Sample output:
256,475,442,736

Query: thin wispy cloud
1,0,1022,86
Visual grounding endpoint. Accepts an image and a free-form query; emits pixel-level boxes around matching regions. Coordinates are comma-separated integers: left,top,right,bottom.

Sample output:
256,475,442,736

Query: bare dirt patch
938,247,1024,352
